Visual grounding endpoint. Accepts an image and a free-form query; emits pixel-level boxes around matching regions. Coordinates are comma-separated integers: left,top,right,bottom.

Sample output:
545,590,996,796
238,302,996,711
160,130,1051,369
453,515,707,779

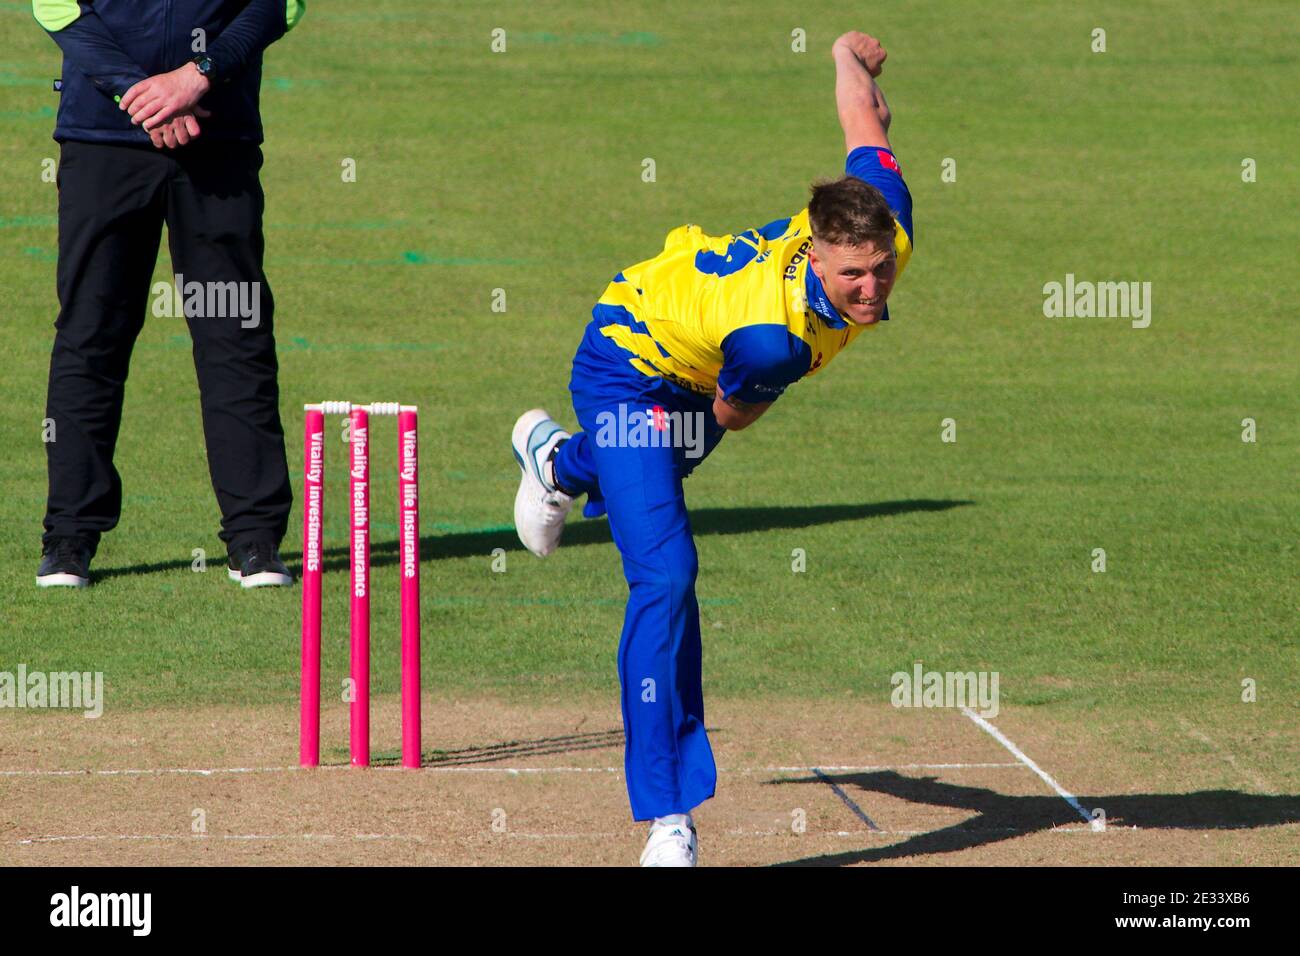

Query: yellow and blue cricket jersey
585,146,914,406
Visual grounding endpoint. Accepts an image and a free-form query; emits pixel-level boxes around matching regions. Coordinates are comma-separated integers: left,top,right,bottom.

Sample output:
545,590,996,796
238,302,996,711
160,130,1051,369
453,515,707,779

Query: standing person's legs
44,142,168,553
165,143,291,551
554,392,726,820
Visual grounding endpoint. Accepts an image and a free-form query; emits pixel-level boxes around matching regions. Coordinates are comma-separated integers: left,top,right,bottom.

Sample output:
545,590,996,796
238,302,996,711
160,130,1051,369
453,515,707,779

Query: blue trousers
553,320,728,820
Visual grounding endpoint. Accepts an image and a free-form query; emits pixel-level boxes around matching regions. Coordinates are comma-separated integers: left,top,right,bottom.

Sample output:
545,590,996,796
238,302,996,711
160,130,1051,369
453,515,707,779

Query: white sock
654,813,693,828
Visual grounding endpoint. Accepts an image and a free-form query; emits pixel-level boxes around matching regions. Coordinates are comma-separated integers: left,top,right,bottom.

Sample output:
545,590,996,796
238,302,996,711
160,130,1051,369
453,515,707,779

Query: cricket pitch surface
3,696,1296,866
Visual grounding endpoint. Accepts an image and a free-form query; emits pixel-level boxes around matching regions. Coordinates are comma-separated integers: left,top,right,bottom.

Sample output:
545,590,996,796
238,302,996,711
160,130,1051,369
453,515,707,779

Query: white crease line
18,833,427,845
752,763,1021,773
19,825,1124,847
0,761,1023,778
725,826,1103,836
0,765,616,777
505,832,623,840
0,766,290,777
961,707,1093,826
403,767,624,774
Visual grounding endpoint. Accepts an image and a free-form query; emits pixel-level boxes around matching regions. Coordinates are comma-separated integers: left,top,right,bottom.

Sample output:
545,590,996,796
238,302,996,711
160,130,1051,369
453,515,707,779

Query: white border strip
18,825,1114,847
961,707,1093,825
18,833,427,845
0,761,1022,778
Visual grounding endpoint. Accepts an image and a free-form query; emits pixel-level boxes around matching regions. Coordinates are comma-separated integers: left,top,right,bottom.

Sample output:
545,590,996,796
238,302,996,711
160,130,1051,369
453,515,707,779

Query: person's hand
147,107,212,149
833,31,887,77
121,64,212,131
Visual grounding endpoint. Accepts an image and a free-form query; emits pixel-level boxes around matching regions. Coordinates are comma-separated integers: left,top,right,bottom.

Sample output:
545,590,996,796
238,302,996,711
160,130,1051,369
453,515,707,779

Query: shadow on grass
306,497,971,574
768,770,1300,866
93,498,972,580
366,728,627,768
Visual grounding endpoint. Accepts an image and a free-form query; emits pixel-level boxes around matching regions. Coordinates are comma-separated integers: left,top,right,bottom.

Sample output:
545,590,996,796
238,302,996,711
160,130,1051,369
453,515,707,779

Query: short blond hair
808,176,895,249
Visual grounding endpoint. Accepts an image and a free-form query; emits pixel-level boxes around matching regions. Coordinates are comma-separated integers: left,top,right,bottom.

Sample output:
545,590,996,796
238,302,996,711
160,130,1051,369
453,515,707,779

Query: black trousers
43,140,291,554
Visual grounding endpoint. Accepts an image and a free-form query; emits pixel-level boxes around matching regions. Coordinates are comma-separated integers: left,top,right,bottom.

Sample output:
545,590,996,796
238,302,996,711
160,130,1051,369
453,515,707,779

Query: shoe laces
243,541,277,564
542,489,573,510
643,822,694,864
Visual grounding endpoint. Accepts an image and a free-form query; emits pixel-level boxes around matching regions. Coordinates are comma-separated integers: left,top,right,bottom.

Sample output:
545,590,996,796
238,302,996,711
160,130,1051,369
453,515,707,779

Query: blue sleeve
36,4,148,99
207,0,306,80
717,325,813,405
846,145,913,245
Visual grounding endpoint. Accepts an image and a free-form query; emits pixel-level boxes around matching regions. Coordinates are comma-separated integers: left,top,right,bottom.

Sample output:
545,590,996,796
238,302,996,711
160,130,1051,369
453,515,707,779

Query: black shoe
227,540,294,589
37,536,93,588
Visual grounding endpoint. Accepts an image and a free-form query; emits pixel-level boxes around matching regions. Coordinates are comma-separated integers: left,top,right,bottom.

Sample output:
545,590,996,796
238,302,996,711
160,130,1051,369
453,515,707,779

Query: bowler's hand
122,64,212,131
147,107,212,150
832,31,887,77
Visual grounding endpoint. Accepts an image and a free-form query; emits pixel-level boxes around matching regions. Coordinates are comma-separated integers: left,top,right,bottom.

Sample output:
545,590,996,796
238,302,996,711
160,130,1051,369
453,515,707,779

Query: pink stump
349,407,371,767
398,409,421,769
300,409,324,768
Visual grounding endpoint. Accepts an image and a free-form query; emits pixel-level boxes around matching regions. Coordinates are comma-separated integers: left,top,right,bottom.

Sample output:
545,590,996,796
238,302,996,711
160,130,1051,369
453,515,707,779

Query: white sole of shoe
36,572,89,588
639,825,699,867
513,478,538,554
511,409,574,558
227,568,294,588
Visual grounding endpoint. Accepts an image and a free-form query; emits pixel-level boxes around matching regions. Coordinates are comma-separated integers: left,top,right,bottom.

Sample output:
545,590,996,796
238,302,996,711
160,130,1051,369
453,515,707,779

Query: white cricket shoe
511,409,575,558
639,814,698,867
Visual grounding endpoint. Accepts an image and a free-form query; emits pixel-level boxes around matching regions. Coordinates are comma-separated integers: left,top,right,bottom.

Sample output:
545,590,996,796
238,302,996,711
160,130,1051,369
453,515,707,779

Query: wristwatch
190,55,215,82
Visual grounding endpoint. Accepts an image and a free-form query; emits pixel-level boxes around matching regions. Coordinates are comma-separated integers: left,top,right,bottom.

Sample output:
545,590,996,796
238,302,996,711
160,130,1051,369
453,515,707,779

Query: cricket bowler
510,31,913,866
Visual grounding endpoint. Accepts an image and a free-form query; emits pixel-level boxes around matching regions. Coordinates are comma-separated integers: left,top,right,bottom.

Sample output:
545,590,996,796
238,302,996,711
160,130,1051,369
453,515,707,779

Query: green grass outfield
0,1,1295,742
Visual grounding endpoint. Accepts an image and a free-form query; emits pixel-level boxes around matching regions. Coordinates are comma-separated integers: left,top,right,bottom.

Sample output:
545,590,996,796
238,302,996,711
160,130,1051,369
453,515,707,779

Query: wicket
300,401,421,769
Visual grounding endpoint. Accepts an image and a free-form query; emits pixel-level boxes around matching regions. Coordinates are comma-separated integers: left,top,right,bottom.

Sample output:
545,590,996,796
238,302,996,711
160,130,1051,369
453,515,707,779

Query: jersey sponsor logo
877,150,900,173
783,238,814,281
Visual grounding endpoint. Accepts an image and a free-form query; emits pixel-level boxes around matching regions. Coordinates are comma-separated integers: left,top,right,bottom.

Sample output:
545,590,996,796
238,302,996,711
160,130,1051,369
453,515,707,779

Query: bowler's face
810,239,897,326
